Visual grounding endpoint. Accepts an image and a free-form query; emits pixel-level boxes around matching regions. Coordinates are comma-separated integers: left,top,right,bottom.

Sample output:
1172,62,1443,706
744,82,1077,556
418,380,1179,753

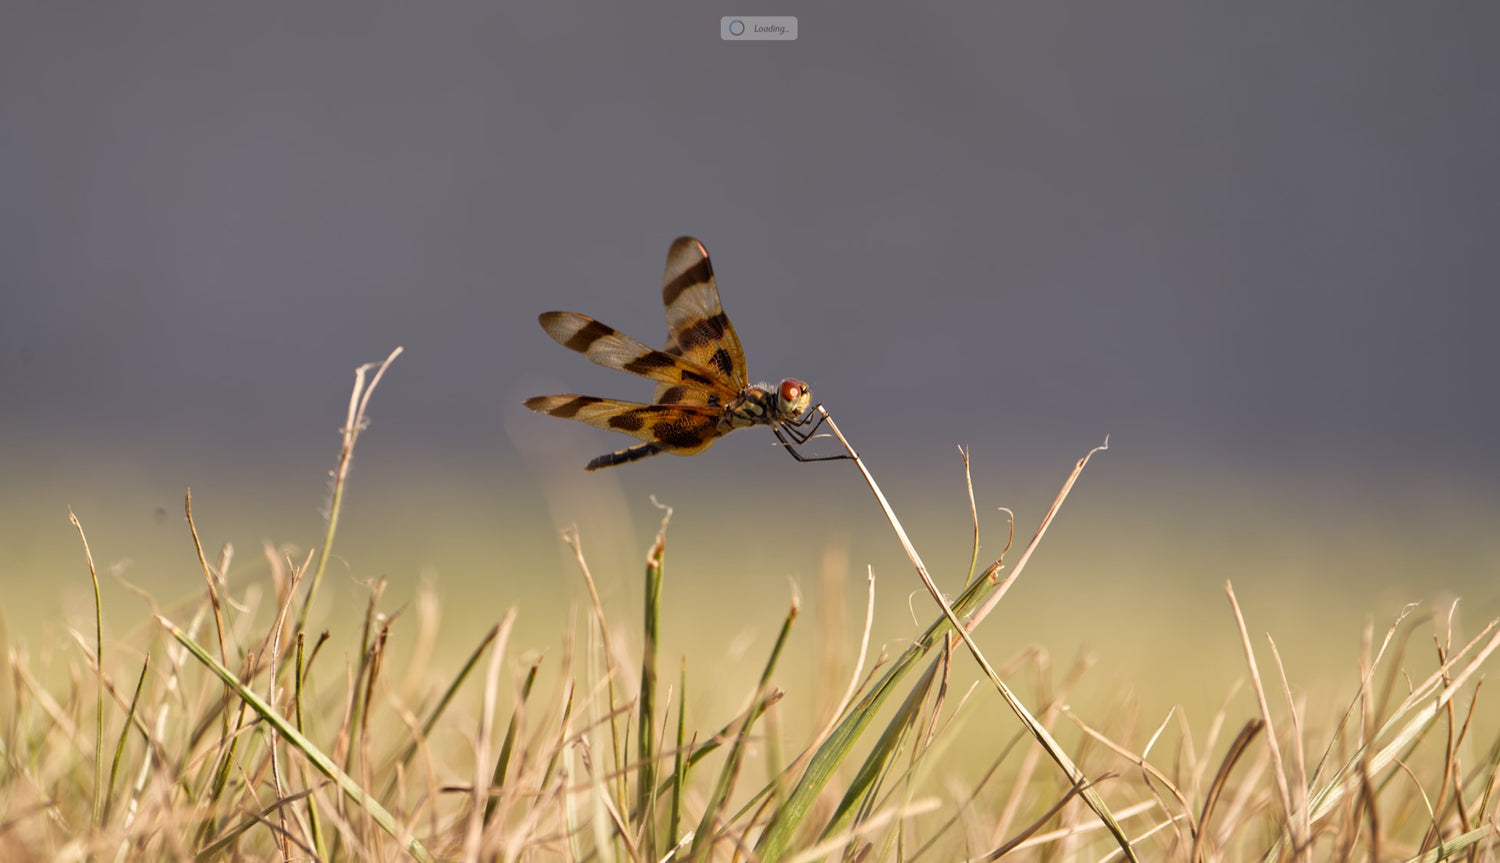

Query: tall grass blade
690,600,796,860
818,651,938,845
158,613,435,863
297,346,403,632
638,501,670,859
67,507,105,828
101,654,150,825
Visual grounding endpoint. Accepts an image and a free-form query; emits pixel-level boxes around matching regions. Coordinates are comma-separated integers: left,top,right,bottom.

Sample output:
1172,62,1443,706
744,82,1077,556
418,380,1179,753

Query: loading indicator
721,17,798,41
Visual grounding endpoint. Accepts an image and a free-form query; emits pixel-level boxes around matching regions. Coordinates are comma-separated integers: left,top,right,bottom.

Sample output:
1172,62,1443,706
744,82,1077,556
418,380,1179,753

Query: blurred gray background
2,4,1497,673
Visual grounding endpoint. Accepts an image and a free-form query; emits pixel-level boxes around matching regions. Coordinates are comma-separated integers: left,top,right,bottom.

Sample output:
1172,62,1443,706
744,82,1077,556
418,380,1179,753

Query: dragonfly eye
777,378,811,416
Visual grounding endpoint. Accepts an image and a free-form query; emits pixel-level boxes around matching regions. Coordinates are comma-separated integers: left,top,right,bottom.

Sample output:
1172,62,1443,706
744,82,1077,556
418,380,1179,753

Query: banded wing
537,311,741,406
655,237,748,403
521,395,724,469
524,237,846,471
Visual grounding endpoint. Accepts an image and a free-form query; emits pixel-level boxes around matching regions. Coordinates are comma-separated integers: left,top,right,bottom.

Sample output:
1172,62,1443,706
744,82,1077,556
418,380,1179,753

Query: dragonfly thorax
719,378,811,433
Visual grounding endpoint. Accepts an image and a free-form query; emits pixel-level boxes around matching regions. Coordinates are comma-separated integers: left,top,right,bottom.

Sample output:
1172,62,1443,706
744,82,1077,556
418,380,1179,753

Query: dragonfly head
775,378,812,420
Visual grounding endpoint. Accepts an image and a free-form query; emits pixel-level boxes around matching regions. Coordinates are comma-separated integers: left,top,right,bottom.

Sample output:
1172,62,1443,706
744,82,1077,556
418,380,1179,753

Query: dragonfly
524,237,848,471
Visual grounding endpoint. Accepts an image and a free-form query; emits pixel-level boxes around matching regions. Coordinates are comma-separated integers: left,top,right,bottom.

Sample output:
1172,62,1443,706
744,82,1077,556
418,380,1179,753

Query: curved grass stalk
758,408,1134,862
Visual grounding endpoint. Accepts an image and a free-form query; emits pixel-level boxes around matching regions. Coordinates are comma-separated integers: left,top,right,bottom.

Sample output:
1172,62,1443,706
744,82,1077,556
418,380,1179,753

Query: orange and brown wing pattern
537,311,741,406
655,237,748,403
525,237,784,470
521,395,722,456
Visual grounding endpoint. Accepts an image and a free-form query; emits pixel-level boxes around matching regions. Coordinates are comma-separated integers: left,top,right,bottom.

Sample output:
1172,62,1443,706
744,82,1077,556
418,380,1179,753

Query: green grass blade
690,600,796,860
484,657,540,825
638,511,668,858
295,631,329,862
670,659,688,849
159,613,434,863
102,653,150,825
67,508,105,828
818,655,939,845
384,622,500,798
756,573,995,860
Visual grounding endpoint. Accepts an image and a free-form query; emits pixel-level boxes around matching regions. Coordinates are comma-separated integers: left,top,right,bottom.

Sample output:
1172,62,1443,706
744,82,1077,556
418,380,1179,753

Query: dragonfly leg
772,422,852,463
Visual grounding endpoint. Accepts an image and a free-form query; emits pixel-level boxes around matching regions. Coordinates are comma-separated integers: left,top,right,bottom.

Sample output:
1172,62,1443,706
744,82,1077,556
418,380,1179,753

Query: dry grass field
4,355,1498,862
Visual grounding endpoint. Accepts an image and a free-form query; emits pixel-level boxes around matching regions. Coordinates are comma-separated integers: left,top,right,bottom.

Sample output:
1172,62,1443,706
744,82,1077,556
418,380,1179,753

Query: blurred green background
8,432,1496,734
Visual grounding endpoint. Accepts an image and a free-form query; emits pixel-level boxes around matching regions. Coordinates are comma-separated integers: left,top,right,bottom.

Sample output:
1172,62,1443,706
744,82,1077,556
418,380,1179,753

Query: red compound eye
780,380,803,401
